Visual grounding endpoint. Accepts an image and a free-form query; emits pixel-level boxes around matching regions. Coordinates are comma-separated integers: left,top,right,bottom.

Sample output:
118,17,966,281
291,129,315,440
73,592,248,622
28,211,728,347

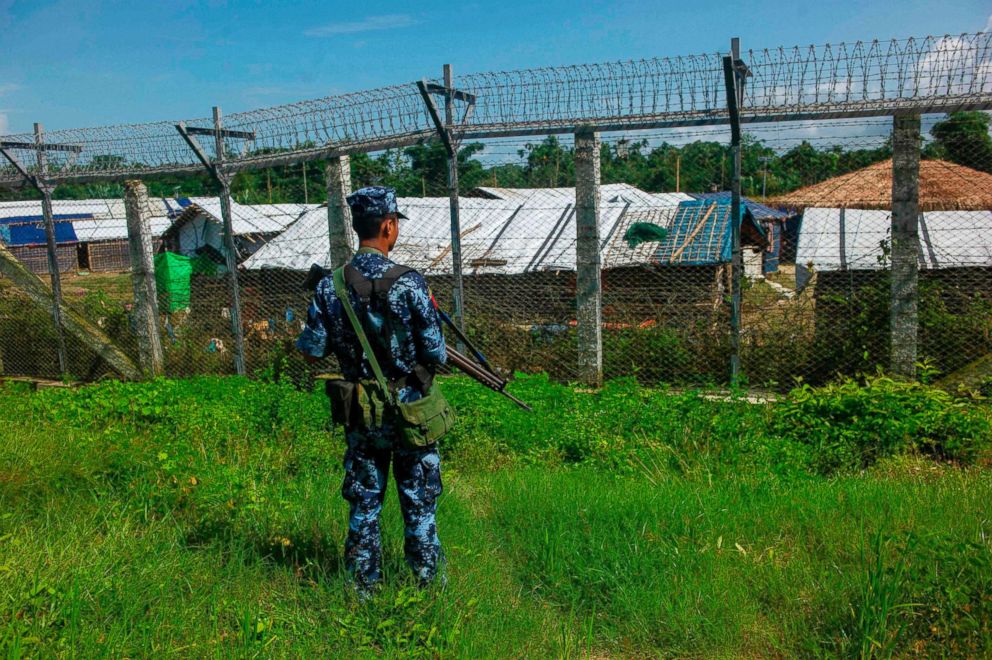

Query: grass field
1,374,991,657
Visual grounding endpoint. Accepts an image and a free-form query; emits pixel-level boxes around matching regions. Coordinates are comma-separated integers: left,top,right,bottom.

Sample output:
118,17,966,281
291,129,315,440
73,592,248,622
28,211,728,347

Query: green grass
1,375,990,657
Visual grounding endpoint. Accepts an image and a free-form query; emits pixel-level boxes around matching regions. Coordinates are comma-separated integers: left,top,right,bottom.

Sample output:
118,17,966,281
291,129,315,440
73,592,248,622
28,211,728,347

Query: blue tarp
654,200,766,266
163,198,188,218
0,213,85,246
688,192,792,222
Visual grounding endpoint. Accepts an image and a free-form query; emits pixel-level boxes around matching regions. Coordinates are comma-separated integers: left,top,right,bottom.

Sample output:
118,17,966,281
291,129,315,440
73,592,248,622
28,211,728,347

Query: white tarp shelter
795,207,992,286
164,198,303,261
242,186,692,275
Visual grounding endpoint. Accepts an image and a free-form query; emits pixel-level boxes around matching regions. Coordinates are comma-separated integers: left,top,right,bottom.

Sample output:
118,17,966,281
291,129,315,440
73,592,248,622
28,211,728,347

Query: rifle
430,298,532,411
303,264,531,412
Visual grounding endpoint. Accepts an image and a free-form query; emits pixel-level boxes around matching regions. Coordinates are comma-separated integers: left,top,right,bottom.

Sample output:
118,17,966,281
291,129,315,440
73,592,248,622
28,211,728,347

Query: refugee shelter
688,191,795,273
0,198,181,274
239,189,767,379
773,159,992,379
159,198,301,267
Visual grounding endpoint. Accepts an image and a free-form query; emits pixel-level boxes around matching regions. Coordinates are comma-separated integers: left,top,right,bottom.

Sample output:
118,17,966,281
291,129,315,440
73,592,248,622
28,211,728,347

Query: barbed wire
1,33,990,187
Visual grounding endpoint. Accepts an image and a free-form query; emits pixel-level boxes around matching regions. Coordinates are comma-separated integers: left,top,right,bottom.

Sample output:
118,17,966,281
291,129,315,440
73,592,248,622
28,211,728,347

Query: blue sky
0,0,990,135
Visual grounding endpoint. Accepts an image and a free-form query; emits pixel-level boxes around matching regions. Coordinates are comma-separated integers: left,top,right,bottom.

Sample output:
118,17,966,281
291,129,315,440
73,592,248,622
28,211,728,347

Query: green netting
154,252,192,312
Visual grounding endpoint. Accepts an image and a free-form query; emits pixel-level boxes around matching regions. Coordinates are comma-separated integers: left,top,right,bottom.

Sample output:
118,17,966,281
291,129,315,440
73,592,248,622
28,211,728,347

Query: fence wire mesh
1,33,992,390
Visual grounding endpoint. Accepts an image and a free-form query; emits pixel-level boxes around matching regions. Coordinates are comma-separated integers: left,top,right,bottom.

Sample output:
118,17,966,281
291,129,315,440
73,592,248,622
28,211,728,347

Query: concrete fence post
890,113,921,377
574,126,603,387
124,180,164,377
326,155,354,268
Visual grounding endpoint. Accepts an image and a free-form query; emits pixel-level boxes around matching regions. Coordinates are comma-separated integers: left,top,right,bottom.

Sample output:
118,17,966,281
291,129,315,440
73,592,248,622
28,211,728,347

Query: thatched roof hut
771,159,992,211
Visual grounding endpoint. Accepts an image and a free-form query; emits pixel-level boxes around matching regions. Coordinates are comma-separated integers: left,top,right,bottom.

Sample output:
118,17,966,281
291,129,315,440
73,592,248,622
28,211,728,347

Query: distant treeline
2,112,989,204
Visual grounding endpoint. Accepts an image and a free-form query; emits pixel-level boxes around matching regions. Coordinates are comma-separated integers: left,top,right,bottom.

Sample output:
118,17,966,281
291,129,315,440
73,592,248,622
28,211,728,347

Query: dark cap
346,186,407,220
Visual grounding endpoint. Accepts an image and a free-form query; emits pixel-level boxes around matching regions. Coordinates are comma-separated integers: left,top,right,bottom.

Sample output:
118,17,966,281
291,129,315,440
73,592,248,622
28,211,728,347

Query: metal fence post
326,155,353,268
891,113,921,377
722,45,746,386
444,64,466,334
574,126,603,387
211,107,247,376
124,179,164,377
34,123,69,377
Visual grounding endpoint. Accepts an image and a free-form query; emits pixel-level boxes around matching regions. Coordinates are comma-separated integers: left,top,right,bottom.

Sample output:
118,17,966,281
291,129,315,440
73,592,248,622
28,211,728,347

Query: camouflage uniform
296,187,447,594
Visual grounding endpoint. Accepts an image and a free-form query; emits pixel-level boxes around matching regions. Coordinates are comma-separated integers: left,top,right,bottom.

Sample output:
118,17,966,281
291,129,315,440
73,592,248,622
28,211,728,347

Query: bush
773,375,991,474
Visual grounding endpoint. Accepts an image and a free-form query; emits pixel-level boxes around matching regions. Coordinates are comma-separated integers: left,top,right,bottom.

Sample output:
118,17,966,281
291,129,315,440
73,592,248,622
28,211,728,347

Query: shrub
773,375,991,474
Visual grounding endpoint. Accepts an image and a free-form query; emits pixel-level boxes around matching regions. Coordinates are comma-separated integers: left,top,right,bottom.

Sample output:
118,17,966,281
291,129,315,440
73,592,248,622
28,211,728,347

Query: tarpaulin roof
688,192,793,221
0,198,182,243
472,183,692,208
166,197,299,237
795,208,992,272
242,189,688,274
654,200,766,266
0,214,81,246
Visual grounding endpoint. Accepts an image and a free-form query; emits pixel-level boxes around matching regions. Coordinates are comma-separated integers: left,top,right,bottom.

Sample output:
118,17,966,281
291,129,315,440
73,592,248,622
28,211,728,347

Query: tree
929,112,992,173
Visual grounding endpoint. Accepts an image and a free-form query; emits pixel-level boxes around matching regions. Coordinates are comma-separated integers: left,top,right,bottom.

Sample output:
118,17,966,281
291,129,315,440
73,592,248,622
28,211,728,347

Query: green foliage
839,530,992,658
774,375,990,474
926,111,992,173
1,376,991,656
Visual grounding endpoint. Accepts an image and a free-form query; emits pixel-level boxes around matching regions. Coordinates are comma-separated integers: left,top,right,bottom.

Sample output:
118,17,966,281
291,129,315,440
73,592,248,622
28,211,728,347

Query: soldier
296,186,447,596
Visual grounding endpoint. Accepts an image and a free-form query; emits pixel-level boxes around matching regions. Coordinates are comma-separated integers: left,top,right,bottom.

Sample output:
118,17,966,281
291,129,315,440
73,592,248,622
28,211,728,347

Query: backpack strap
332,267,394,404
336,263,433,394
344,264,414,302
343,264,374,300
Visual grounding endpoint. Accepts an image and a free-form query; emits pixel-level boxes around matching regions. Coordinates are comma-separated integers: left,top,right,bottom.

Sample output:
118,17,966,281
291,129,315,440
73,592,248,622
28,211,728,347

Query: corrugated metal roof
246,203,320,221
71,216,175,242
795,208,992,272
688,192,792,221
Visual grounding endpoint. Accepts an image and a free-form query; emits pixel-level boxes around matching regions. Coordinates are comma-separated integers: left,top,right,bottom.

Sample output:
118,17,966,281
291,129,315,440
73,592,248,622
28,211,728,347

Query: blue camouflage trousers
342,427,443,592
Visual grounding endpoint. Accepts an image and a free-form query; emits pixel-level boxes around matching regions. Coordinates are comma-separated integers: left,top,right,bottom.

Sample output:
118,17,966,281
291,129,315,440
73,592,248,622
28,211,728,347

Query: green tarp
624,222,669,248
154,252,192,312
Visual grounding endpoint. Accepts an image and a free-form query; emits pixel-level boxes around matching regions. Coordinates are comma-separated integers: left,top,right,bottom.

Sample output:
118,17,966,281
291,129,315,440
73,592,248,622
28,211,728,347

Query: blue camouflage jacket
296,248,447,401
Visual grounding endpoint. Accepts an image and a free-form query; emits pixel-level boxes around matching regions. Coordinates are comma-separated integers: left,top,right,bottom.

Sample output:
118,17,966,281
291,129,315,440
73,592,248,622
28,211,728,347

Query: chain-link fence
1,34,991,390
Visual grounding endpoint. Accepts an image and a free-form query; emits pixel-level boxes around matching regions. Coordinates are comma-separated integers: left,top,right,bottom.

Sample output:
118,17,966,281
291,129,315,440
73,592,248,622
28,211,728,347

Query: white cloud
985,13,992,32
304,14,415,37
0,112,8,135
0,83,18,96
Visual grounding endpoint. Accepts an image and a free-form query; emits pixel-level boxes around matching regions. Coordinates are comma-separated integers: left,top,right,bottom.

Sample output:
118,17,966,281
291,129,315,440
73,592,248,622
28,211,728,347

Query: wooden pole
890,113,921,377
0,242,142,380
213,107,247,376
325,155,354,268
34,123,69,376
302,161,309,204
124,180,164,377
574,126,603,387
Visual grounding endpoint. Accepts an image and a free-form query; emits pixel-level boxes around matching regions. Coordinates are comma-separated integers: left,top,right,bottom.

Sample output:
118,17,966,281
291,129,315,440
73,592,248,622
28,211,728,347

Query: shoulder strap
375,265,415,298
332,267,394,404
343,264,374,300
343,263,415,301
